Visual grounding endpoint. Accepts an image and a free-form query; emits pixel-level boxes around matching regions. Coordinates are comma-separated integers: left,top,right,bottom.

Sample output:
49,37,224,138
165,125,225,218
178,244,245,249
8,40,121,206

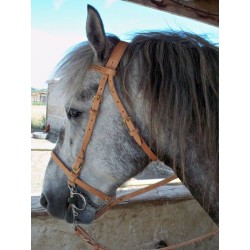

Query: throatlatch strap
107,75,158,161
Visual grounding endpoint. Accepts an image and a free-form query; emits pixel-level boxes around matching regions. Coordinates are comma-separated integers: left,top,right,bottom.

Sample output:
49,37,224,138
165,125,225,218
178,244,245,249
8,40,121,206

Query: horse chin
65,204,96,225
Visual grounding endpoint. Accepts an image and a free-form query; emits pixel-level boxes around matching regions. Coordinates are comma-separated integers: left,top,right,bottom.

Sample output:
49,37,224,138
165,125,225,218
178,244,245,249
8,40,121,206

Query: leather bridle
50,41,218,249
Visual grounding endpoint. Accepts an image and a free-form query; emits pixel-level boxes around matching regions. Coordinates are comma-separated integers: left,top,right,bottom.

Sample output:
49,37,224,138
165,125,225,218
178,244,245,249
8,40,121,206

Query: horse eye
67,109,81,119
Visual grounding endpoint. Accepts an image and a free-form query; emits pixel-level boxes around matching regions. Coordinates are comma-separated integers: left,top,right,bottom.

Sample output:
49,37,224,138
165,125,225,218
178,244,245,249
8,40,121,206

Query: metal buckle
72,155,84,174
92,95,102,103
72,166,81,175
123,117,133,127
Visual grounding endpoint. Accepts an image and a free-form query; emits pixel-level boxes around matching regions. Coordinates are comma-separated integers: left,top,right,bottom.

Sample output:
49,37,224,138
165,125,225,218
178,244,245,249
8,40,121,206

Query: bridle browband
50,41,218,249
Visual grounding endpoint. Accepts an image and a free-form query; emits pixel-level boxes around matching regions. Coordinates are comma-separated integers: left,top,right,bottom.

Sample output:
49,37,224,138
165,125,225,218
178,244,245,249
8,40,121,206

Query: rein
50,41,218,249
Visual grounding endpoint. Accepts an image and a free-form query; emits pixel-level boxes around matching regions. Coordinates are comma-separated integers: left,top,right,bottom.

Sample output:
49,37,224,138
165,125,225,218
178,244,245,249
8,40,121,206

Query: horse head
40,5,153,224
41,5,219,225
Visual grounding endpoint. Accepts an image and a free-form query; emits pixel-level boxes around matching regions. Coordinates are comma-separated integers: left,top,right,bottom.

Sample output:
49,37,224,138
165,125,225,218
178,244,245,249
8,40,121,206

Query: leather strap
71,41,130,180
71,73,108,175
161,228,219,250
75,225,218,250
92,45,158,161
75,225,111,250
51,152,113,202
52,150,177,217
95,174,177,219
108,77,158,161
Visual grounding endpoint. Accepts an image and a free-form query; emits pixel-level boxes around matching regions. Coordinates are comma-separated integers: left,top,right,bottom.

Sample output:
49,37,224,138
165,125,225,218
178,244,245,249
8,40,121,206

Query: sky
31,0,219,89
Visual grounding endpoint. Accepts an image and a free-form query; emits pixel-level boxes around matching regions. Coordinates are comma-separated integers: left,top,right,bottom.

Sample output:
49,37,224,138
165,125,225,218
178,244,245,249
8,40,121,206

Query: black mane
119,31,218,176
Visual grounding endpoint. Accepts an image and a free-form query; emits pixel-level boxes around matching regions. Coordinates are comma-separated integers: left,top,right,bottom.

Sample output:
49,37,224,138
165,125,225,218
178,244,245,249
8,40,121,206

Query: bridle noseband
50,41,218,249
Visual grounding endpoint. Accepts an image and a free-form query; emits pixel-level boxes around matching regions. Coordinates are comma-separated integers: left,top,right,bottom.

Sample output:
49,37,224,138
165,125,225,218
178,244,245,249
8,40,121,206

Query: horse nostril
40,193,48,208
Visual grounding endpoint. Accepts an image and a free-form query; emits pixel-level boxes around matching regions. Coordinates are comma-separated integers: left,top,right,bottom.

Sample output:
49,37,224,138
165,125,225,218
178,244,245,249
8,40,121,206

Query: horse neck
174,145,218,225
130,97,218,224
159,130,219,225
117,58,218,224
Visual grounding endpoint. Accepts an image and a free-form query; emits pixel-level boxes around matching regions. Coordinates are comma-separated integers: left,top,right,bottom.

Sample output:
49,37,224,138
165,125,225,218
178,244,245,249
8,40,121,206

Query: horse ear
86,5,109,61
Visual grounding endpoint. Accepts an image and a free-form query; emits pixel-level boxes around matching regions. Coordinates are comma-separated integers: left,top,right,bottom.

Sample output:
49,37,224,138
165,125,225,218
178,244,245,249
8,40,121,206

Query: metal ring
72,192,87,211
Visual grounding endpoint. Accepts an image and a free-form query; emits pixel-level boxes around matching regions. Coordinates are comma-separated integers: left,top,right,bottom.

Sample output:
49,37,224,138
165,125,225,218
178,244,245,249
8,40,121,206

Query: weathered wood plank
122,0,219,26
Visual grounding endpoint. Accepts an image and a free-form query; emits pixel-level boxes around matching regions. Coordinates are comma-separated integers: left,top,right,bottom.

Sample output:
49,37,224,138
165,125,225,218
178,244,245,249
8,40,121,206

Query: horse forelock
51,36,121,106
